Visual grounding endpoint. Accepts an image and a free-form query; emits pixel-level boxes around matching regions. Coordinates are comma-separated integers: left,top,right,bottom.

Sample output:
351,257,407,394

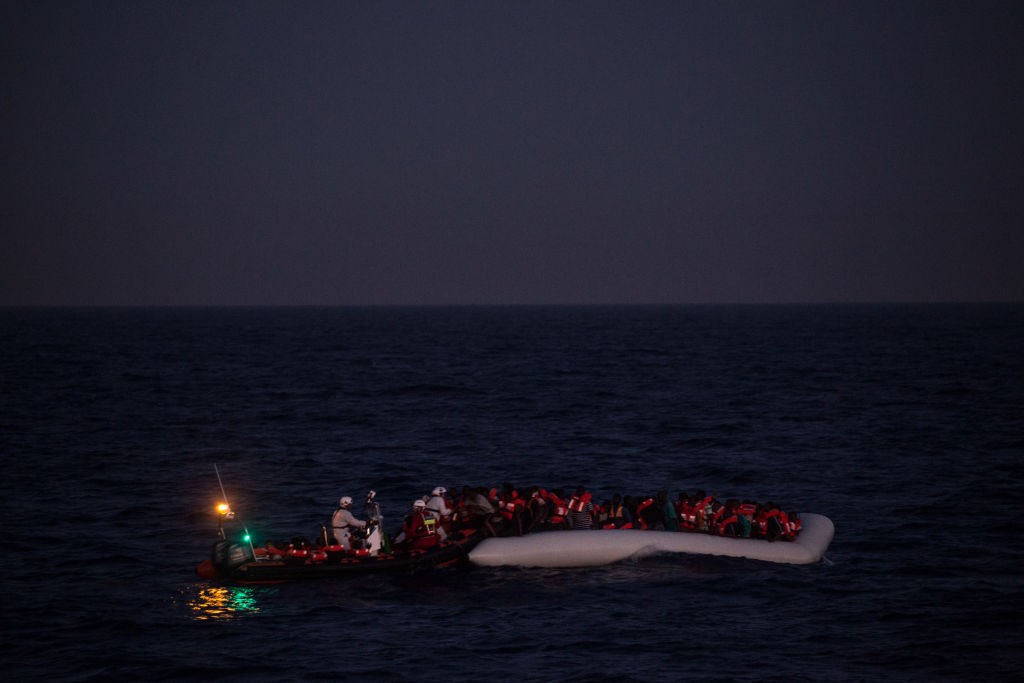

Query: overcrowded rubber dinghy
468,513,834,567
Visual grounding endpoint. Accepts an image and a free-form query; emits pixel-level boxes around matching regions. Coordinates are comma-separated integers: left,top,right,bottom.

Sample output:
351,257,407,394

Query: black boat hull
200,530,481,584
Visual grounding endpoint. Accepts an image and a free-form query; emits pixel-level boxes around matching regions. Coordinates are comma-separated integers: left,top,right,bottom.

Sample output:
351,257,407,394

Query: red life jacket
403,511,439,550
778,510,794,539
677,500,695,527
762,508,785,539
498,492,524,520
754,511,768,536
542,491,568,523
287,547,310,561
716,513,739,536
711,503,731,526
634,498,654,529
692,496,713,529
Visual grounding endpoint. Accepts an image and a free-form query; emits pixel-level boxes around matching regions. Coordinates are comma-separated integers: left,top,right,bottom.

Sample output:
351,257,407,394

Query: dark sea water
1,305,1022,682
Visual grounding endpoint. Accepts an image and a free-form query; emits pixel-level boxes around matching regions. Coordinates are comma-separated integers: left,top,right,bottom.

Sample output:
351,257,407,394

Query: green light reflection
189,585,262,620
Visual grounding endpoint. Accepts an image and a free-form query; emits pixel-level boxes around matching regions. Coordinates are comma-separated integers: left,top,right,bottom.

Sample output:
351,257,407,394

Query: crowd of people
376,483,802,551
254,484,803,560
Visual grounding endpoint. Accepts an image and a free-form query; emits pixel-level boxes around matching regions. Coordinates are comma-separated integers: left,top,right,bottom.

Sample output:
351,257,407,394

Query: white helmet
432,486,447,496
413,499,426,509
339,496,352,508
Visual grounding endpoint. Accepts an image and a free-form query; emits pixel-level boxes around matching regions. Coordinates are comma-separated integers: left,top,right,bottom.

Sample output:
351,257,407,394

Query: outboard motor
349,522,381,556
364,490,387,555
211,539,254,574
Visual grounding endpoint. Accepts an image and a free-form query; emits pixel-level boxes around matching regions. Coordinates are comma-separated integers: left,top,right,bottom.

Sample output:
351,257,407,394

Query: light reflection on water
188,585,262,620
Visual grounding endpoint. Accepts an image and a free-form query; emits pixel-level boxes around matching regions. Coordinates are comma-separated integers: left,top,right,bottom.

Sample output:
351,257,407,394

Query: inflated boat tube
468,513,834,568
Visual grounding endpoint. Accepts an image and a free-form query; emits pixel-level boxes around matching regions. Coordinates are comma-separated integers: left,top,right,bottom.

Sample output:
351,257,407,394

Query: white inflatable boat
468,513,834,568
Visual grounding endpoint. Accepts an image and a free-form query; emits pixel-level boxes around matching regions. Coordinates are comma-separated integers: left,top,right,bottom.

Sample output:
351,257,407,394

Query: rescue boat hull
200,530,481,584
468,513,835,568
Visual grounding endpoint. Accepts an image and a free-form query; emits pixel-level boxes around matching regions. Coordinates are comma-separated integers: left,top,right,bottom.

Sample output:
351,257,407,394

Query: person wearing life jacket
778,509,793,540
634,496,656,529
543,488,569,529
330,496,368,550
713,499,741,537
764,508,793,541
524,486,548,532
752,504,768,538
464,486,500,537
691,490,714,532
736,499,757,538
785,511,801,539
680,493,699,531
394,499,441,550
710,498,735,533
496,483,526,535
675,493,693,531
761,502,786,542
425,486,453,531
451,486,472,530
566,486,595,529
603,493,632,529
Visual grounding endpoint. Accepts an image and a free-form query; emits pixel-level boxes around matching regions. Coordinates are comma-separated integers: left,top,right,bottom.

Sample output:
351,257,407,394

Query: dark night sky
2,1,1022,305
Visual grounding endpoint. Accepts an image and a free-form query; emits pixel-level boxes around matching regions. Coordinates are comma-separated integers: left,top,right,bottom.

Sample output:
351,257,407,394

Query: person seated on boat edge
595,499,610,528
393,499,443,550
602,493,633,529
675,492,695,531
425,486,453,532
618,497,634,528
523,486,549,532
690,490,714,532
712,499,742,537
467,486,503,536
736,499,757,538
657,490,679,531
786,510,801,538
757,503,795,542
710,497,733,532
496,483,526,536
539,488,569,530
567,486,595,529
634,495,656,529
331,496,369,550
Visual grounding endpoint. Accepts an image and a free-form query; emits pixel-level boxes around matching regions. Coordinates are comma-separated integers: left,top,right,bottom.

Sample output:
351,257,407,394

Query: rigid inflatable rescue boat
197,528,482,584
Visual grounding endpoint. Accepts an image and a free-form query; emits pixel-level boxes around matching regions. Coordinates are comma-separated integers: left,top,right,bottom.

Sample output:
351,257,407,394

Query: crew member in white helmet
394,499,435,546
330,496,367,550
425,486,452,528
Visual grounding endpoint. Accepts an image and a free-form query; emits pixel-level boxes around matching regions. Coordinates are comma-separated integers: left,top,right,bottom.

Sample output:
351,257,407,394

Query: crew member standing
331,496,368,550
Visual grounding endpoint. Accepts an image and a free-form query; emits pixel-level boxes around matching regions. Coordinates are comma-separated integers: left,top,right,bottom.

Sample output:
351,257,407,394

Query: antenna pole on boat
215,463,257,558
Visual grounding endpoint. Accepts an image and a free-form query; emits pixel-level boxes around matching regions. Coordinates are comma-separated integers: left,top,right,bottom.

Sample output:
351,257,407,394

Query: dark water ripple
1,304,1023,681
